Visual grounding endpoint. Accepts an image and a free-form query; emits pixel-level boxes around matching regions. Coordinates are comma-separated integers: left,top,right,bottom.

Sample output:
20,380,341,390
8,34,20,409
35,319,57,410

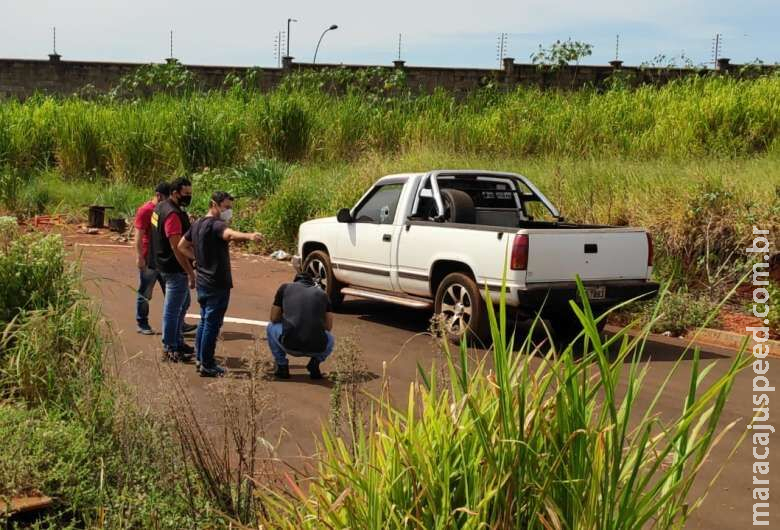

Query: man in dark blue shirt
268,273,335,379
179,191,261,377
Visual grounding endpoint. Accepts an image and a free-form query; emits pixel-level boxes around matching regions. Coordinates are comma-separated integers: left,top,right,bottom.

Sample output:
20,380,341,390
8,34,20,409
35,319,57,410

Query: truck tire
302,250,344,308
440,189,475,224
434,272,489,345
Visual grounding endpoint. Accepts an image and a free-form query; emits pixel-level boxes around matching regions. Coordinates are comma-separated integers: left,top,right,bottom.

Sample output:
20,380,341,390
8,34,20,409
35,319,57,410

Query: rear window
438,178,519,208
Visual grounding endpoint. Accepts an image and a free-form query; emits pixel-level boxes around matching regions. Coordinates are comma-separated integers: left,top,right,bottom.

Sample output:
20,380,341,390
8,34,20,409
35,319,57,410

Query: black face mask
178,194,192,208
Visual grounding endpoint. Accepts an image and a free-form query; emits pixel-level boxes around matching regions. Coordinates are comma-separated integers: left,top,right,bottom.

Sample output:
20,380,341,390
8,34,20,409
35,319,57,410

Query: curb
604,325,780,358
689,328,780,356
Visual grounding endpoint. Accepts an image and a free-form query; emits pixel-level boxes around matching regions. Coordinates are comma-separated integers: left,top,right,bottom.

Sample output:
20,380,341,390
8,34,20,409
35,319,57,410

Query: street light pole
286,18,297,57
313,24,338,64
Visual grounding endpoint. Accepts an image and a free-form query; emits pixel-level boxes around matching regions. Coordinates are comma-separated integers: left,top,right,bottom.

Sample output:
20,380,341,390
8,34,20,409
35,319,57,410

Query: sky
1,0,778,69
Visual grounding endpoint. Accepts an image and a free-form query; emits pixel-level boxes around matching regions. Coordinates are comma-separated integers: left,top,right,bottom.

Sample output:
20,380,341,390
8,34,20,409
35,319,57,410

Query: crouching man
267,272,335,379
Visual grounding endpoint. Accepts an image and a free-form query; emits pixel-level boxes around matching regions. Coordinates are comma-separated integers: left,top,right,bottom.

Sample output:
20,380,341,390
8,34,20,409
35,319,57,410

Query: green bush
0,233,74,324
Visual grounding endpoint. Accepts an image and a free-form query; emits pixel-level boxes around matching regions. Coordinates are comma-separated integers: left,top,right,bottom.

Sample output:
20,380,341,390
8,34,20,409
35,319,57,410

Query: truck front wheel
302,250,344,308
434,272,489,345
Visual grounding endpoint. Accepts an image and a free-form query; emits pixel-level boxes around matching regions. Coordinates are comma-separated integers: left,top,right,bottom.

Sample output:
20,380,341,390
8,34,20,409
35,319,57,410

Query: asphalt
70,234,778,529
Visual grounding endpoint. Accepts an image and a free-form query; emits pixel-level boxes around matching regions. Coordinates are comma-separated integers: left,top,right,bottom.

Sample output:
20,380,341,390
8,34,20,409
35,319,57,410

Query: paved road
71,236,777,529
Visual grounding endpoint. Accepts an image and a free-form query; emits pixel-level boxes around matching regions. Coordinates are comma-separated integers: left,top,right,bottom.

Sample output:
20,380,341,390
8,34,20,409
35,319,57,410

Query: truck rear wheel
434,272,489,345
302,250,344,308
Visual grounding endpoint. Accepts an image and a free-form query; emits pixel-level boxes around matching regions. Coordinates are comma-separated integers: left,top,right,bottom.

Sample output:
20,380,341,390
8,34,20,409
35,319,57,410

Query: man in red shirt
134,182,170,335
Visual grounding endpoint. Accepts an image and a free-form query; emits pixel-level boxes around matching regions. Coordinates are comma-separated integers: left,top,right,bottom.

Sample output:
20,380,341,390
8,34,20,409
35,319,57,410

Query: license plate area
585,285,606,300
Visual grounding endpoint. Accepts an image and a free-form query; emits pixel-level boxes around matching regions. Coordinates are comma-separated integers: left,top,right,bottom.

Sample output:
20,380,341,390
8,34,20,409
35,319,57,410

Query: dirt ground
67,231,777,529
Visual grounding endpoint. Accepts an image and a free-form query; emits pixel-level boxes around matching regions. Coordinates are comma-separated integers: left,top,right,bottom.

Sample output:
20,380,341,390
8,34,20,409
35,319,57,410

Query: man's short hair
154,182,171,197
211,191,234,206
170,176,192,193
294,271,315,284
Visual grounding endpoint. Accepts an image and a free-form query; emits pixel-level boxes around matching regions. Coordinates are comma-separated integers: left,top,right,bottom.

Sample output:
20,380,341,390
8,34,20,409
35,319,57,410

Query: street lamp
313,24,338,64
286,18,298,58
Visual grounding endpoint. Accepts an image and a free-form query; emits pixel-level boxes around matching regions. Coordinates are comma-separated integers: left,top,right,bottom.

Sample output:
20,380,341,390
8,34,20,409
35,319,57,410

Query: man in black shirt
179,191,261,377
268,272,335,379
151,177,196,362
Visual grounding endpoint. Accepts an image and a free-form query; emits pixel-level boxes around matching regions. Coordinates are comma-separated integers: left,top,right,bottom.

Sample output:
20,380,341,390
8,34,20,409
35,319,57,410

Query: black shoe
182,322,198,334
200,365,226,378
306,358,323,380
179,343,195,355
274,364,290,379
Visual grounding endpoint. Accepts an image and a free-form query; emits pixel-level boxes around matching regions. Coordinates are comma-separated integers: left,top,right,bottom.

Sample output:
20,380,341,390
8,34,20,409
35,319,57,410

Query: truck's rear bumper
516,280,660,313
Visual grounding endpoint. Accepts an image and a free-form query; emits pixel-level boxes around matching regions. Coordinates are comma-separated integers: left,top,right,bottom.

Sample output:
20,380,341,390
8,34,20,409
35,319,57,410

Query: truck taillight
646,232,654,266
511,234,529,270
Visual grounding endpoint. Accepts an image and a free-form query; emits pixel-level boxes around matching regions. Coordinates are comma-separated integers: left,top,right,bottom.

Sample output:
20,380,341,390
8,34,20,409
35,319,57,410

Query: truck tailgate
524,228,649,283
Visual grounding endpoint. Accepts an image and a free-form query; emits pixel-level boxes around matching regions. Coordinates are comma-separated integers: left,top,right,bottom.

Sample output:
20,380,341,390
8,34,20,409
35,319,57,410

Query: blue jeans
266,322,334,366
195,288,230,369
160,272,190,352
136,267,165,328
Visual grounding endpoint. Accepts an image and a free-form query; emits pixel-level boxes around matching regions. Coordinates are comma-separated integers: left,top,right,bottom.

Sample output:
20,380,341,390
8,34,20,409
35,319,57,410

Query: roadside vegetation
257,284,748,529
0,219,218,528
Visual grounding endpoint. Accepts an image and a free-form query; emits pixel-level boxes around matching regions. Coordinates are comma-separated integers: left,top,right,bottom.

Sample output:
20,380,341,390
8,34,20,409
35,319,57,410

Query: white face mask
219,208,233,223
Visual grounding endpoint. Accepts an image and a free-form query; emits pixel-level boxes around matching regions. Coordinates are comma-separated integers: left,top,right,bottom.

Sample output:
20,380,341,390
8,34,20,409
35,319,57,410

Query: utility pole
52,26,57,54
711,33,722,67
397,33,402,60
496,32,507,67
615,34,620,61
168,29,175,61
274,31,283,67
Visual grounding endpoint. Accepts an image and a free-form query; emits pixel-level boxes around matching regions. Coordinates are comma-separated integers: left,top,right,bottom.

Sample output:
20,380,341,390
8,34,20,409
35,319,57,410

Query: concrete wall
0,55,773,100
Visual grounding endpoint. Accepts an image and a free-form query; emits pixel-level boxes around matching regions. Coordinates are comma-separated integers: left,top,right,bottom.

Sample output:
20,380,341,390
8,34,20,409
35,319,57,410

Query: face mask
178,194,192,208
219,208,233,223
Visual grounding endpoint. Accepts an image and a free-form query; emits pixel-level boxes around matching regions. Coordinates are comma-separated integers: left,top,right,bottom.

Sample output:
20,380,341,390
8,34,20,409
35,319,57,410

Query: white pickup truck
294,170,659,343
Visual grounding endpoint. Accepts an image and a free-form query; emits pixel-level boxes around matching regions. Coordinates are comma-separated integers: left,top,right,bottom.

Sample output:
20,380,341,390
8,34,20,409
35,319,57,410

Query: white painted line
185,313,268,327
74,243,131,249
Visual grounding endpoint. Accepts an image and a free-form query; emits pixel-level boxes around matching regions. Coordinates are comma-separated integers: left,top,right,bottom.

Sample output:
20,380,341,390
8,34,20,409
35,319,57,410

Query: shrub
0,233,75,324
263,96,312,161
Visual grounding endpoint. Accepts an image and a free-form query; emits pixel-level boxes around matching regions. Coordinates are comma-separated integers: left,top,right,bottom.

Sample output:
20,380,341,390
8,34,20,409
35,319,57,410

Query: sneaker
182,322,198,334
306,358,323,380
200,365,226,378
162,350,180,363
274,364,290,379
179,343,195,355
137,325,154,335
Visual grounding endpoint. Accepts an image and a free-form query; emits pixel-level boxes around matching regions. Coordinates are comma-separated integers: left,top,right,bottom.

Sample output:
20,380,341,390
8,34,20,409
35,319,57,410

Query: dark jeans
196,288,230,369
266,322,334,366
136,267,165,328
160,272,190,352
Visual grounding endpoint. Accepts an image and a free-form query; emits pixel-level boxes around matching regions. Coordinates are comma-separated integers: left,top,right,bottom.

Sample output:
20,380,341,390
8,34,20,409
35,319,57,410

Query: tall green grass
1,74,778,184
0,224,223,528
259,280,748,529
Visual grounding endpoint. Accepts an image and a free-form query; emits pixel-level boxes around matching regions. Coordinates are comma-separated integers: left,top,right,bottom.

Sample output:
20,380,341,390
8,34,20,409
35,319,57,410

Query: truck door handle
584,244,598,254
382,234,392,242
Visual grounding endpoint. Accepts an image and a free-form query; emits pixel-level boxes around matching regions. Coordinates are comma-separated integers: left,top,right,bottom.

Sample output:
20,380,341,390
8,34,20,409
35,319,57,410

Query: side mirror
337,208,353,223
